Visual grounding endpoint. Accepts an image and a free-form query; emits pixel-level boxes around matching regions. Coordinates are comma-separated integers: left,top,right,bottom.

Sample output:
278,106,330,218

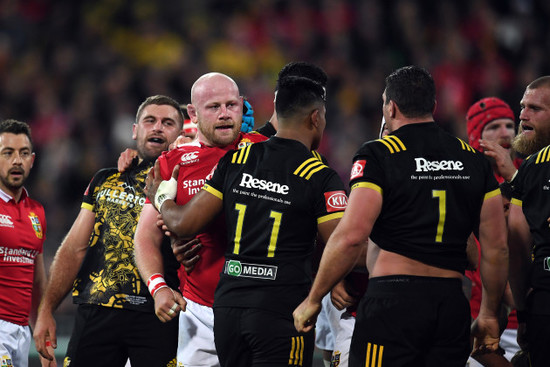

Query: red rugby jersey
0,188,46,326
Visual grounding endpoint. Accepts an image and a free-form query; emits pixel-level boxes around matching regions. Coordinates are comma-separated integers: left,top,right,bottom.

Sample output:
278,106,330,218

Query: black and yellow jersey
73,159,179,312
204,137,347,315
350,122,498,273
512,146,550,293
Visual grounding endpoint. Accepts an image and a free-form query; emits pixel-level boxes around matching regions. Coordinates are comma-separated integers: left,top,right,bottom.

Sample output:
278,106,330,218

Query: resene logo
239,173,289,195
225,260,277,280
414,158,464,172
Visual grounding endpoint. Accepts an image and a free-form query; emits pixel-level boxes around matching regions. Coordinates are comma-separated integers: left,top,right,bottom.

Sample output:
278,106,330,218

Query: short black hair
275,76,326,119
276,62,328,91
384,66,436,118
135,95,184,127
0,119,33,147
527,75,550,90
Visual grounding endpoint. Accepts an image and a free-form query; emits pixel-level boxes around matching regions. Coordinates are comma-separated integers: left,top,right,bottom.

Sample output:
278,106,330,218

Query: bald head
187,72,243,147
191,72,240,105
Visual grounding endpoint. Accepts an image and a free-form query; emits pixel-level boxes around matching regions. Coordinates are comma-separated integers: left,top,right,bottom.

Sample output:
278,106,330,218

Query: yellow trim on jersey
376,138,395,153
311,150,323,162
351,182,383,195
81,202,93,211
375,135,407,153
289,336,305,366
317,211,344,224
366,342,384,367
384,135,406,151
511,197,523,207
457,138,476,153
294,158,327,180
535,146,550,164
202,184,223,200
231,144,252,164
484,188,501,200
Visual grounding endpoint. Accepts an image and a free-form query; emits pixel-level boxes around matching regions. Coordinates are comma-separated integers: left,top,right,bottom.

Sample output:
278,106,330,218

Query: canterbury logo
365,342,384,366
535,146,550,164
457,138,476,153
376,135,406,153
289,336,305,366
232,144,252,164
180,151,199,164
294,158,327,180
0,214,14,226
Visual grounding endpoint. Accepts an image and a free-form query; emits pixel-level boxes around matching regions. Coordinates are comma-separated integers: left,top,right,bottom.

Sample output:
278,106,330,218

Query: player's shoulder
522,145,550,168
293,151,334,181
237,131,269,148
356,135,408,156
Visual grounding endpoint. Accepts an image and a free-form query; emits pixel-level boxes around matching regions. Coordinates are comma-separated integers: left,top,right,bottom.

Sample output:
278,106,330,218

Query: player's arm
30,253,46,329
507,201,532,314
33,208,94,361
134,203,186,322
294,186,382,332
471,193,509,354
146,160,223,238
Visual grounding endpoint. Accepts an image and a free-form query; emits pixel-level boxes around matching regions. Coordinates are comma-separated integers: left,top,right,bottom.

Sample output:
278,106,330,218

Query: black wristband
516,309,527,323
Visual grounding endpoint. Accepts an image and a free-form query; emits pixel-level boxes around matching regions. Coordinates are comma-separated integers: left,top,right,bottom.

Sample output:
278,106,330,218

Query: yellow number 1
432,190,446,243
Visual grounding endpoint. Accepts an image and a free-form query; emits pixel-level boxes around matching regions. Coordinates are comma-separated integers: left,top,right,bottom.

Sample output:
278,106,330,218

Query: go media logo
544,257,550,271
225,260,278,280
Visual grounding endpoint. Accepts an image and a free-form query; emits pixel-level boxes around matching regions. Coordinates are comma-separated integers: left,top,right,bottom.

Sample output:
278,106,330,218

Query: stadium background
1,0,549,365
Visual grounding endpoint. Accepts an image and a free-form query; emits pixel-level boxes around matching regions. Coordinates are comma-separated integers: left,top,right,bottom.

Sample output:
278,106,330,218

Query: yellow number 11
233,203,282,257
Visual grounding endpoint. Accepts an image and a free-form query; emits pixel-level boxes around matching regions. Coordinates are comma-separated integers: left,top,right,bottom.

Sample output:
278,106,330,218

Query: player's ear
388,100,397,119
310,109,321,129
187,104,198,123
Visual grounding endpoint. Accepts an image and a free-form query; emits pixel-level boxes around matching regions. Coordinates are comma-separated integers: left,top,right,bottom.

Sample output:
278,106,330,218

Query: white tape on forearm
154,177,178,211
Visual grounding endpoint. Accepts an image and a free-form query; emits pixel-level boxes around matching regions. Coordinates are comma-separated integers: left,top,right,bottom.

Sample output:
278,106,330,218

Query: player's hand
241,99,254,133
117,148,138,172
153,287,187,323
39,345,57,367
33,310,57,362
330,280,357,310
146,161,179,211
172,238,203,274
169,135,195,150
293,297,322,333
471,314,501,356
479,139,517,182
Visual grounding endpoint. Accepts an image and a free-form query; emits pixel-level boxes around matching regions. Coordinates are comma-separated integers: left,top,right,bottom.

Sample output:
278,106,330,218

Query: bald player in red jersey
134,72,266,367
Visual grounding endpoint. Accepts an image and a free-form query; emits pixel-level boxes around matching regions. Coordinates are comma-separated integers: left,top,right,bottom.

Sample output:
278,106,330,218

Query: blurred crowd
1,0,550,319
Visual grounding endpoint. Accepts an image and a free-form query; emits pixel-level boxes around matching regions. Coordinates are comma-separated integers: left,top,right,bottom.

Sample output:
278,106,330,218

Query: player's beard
513,125,550,156
0,171,26,193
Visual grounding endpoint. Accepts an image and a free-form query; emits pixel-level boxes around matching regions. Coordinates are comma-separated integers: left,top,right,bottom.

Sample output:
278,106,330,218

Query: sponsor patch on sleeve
350,160,366,181
324,190,348,212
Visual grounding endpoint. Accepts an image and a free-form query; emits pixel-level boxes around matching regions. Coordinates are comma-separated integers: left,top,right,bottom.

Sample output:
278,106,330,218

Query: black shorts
65,304,178,367
525,289,550,366
214,307,314,367
350,275,470,367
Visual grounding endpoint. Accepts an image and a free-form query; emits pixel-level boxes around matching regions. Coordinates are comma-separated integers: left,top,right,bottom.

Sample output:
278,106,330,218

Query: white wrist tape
147,273,168,297
154,177,178,211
